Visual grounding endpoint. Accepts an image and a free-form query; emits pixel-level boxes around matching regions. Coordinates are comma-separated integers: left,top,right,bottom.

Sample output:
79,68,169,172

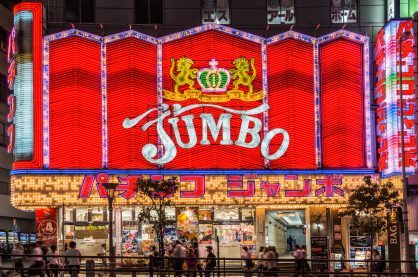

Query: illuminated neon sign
123,103,289,165
375,20,416,178
7,28,16,153
79,172,344,200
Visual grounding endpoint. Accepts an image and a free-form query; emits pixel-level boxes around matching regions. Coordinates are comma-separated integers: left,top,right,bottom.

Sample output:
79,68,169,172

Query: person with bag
47,245,61,277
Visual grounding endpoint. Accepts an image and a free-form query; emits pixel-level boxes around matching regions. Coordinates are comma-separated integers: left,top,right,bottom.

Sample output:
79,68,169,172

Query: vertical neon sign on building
375,20,416,178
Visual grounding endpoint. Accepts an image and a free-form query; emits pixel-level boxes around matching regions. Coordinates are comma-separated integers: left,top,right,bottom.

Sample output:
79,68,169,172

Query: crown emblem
197,59,231,92
163,56,265,103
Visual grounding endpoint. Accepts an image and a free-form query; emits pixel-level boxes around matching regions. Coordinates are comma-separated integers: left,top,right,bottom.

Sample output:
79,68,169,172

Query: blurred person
186,248,197,277
47,245,61,277
39,242,50,277
372,249,384,276
264,246,278,277
243,246,254,277
256,246,265,274
11,242,24,274
27,242,44,277
292,245,303,277
301,245,310,272
171,240,186,277
65,241,81,277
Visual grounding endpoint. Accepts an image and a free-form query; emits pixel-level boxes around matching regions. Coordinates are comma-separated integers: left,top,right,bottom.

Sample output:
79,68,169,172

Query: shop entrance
265,210,307,257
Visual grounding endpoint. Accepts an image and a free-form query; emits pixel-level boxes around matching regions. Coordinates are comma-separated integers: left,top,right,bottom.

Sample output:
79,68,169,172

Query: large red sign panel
9,4,372,172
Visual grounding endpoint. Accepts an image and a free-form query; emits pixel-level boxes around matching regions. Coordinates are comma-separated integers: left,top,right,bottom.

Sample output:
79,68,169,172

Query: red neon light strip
320,39,365,168
267,38,316,169
13,3,43,169
106,38,158,169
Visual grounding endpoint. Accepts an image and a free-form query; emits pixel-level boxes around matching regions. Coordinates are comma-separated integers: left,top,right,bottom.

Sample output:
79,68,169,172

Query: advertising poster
214,225,241,244
35,208,57,246
122,224,138,253
199,224,213,244
311,236,328,272
199,209,212,221
177,207,199,247
241,224,254,245
164,225,177,244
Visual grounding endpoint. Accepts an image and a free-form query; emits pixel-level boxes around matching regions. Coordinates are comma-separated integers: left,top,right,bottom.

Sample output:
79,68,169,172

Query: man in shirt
65,241,81,277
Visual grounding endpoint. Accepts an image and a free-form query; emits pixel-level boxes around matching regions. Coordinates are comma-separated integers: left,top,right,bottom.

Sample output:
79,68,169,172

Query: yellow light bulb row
11,174,403,210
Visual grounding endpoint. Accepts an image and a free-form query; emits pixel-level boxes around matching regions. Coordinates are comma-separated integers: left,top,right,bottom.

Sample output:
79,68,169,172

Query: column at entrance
255,208,266,250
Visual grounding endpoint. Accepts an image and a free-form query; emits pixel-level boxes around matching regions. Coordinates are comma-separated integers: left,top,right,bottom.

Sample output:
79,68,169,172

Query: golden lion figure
229,57,256,93
170,57,198,94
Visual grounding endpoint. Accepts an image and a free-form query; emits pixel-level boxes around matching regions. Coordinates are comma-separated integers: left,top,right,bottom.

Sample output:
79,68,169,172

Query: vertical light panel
13,11,34,161
376,20,416,178
13,3,43,169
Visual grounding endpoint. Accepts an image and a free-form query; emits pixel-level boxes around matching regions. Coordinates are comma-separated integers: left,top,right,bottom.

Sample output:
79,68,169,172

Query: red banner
35,208,57,246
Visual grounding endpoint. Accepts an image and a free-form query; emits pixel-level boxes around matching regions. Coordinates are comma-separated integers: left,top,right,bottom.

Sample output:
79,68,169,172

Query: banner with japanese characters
375,20,416,178
12,173,399,207
267,0,295,24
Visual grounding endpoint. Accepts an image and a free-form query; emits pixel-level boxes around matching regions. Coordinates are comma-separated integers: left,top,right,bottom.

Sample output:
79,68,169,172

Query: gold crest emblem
163,57,265,103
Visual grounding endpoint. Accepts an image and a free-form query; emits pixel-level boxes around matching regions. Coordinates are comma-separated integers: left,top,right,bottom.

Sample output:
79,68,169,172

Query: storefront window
75,209,89,221
241,208,254,220
214,207,239,221
122,209,133,221
91,208,104,221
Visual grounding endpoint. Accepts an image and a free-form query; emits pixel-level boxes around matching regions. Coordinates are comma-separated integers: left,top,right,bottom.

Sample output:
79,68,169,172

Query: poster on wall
241,224,254,245
199,224,213,244
214,224,241,244
164,225,177,244
311,236,328,272
199,209,212,221
177,207,199,248
122,224,138,254
35,208,57,246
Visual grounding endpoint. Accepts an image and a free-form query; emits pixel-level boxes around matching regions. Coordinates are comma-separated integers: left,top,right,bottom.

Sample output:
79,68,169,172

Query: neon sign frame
38,24,373,172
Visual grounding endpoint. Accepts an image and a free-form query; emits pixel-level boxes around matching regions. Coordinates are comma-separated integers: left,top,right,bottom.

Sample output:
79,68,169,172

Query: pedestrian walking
65,241,81,277
186,248,197,277
287,235,293,251
293,245,303,277
243,246,254,277
27,242,44,277
11,243,24,276
47,245,61,277
204,246,216,277
97,243,107,277
264,247,278,277
171,240,186,277
372,249,384,276
256,246,265,275
39,242,51,277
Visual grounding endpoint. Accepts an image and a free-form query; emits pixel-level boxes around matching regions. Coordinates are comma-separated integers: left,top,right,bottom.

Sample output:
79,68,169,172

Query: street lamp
399,30,412,273
102,182,118,277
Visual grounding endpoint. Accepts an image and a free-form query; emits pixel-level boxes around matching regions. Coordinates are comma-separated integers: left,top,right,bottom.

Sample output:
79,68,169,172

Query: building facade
4,0,418,272
0,0,35,256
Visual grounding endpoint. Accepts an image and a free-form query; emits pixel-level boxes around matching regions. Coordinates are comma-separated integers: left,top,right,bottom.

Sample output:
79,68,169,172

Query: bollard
86,259,95,277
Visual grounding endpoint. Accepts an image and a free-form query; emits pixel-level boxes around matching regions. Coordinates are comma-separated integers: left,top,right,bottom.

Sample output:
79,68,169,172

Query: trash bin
86,259,95,277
